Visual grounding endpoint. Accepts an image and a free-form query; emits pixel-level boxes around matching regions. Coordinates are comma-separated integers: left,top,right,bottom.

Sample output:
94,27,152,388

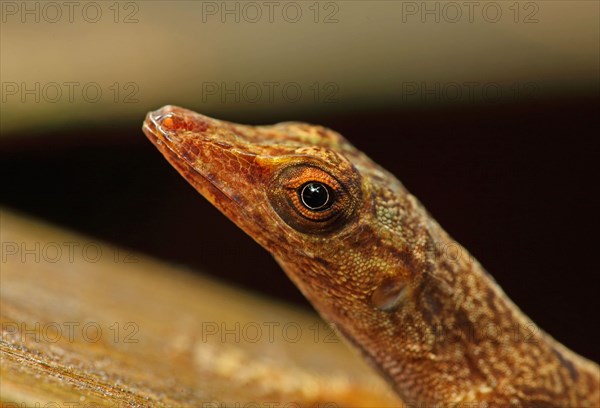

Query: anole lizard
143,105,599,406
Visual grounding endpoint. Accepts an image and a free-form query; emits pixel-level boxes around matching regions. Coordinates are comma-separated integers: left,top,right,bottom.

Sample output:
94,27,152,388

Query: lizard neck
278,217,600,406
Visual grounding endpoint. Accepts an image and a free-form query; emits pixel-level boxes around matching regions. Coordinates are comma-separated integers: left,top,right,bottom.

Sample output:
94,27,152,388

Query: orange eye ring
269,164,358,234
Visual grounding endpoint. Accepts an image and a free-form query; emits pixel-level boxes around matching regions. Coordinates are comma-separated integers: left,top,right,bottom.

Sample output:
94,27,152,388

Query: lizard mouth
142,107,247,214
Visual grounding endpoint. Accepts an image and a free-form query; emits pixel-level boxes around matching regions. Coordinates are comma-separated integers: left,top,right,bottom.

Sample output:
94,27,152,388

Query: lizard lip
142,106,247,210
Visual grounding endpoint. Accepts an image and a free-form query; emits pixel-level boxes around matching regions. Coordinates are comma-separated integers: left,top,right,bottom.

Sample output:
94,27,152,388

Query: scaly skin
142,106,599,407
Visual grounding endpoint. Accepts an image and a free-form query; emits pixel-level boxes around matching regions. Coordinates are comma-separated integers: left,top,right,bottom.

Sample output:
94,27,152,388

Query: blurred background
1,1,598,362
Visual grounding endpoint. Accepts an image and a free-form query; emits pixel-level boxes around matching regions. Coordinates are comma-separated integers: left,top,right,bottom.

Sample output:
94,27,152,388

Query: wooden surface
0,209,401,407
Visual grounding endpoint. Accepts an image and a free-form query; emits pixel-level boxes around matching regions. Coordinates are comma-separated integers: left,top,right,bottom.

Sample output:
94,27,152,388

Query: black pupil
300,182,331,211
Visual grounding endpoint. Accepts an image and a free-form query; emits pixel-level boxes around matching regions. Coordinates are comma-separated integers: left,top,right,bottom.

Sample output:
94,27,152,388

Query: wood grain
0,209,400,407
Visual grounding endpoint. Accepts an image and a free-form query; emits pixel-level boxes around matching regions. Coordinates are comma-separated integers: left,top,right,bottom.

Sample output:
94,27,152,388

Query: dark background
2,96,599,362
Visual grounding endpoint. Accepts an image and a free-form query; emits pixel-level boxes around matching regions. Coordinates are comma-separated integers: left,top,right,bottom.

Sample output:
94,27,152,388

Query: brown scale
143,105,600,407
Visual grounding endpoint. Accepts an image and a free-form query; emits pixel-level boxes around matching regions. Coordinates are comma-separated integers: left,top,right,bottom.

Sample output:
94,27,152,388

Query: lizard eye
299,182,333,211
269,164,358,234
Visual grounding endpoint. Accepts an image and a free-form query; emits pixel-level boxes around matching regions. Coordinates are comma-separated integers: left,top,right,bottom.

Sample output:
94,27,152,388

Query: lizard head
143,105,369,244
143,106,433,320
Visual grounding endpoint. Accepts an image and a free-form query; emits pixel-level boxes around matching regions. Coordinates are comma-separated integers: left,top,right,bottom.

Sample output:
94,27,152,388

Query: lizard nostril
161,115,175,129
151,106,214,136
153,113,177,132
